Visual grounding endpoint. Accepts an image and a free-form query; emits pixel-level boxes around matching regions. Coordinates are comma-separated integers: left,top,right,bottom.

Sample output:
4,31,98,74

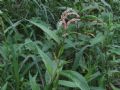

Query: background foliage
0,0,120,90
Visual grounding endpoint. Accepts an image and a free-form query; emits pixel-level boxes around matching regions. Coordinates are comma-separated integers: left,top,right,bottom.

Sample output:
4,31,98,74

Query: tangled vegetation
0,0,120,90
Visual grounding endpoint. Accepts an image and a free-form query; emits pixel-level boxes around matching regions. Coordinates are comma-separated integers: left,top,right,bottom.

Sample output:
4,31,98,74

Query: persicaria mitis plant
0,0,120,90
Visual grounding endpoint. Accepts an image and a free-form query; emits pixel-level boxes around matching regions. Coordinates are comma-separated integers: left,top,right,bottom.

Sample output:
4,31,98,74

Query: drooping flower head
59,8,80,30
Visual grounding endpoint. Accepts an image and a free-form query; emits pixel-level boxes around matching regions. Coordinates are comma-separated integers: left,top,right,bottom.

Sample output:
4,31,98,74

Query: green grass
0,0,120,90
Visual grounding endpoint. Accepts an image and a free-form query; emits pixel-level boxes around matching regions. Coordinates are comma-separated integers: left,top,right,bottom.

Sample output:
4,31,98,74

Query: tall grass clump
0,0,120,90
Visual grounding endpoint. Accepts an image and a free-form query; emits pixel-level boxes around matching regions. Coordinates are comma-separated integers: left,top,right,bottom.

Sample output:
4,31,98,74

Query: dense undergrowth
0,0,120,90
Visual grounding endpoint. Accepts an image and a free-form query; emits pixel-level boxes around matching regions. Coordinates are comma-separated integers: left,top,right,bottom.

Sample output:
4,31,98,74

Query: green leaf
110,83,120,90
101,0,111,9
29,73,41,90
4,20,22,34
72,45,91,70
87,72,101,82
60,70,90,90
109,48,120,55
81,3,101,13
0,10,3,14
36,45,57,76
27,19,60,44
1,82,8,90
111,59,120,64
57,46,64,58
58,80,79,88
90,33,105,45
90,86,105,90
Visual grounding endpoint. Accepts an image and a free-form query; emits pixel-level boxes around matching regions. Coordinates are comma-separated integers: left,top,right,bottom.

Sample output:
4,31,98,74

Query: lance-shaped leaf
27,19,60,44
60,70,90,90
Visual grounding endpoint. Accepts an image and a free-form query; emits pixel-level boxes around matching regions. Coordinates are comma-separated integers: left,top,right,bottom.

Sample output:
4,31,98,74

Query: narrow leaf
27,19,60,44
90,33,105,45
36,45,56,76
60,70,90,90
58,80,79,88
29,74,41,90
1,82,8,90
